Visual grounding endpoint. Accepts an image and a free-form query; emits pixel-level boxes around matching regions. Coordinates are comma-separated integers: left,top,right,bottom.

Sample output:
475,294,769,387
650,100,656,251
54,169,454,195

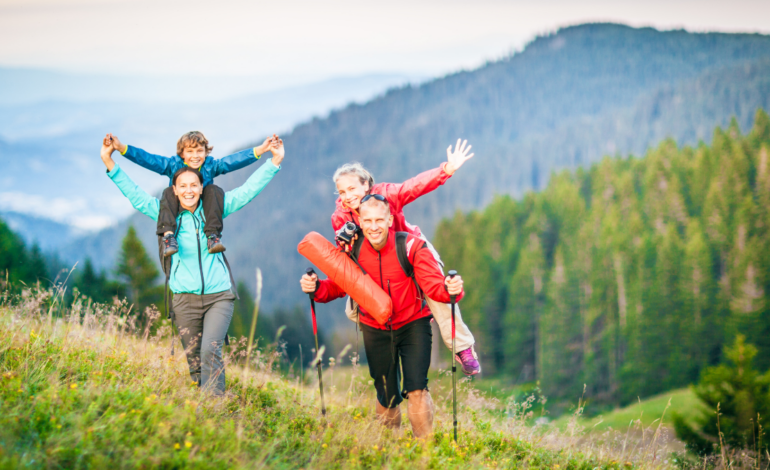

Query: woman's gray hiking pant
173,290,235,395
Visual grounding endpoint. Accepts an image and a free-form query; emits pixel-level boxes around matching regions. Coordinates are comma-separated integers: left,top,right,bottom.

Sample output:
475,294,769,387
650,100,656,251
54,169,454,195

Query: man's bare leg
406,389,434,438
375,400,401,429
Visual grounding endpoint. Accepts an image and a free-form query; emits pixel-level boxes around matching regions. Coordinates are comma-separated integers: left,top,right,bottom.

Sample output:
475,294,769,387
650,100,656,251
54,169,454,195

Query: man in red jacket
301,195,465,438
329,139,480,376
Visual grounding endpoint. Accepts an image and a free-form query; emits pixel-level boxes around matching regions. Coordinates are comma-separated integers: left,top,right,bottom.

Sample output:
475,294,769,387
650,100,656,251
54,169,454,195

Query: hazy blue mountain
0,73,424,230
0,211,80,252
0,67,424,106
73,24,770,327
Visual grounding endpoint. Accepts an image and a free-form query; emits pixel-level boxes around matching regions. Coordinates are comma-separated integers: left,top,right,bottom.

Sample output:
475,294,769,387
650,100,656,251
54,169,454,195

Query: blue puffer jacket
107,159,280,294
121,145,261,187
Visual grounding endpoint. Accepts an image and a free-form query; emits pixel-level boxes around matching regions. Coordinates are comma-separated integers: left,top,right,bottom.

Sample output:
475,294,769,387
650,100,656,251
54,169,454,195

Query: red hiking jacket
331,164,452,242
313,230,465,330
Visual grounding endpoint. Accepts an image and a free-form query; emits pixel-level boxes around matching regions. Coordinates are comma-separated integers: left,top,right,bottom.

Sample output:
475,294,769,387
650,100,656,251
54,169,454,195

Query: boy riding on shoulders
106,131,280,257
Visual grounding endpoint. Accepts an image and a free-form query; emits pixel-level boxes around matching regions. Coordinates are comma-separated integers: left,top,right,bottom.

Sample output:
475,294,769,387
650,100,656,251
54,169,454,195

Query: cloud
0,191,116,230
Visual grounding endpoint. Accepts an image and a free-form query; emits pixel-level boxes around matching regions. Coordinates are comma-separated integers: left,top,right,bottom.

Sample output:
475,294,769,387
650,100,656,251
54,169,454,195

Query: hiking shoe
455,346,481,376
207,234,226,254
162,234,178,257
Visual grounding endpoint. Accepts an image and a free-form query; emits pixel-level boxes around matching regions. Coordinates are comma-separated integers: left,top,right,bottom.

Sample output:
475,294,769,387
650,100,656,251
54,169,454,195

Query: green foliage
73,258,127,304
674,335,770,455
115,225,160,311
0,217,48,288
434,110,770,412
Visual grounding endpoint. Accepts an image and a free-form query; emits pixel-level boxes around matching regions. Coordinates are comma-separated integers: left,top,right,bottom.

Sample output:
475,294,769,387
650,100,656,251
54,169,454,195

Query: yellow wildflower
185,441,192,448
70,383,77,389
174,443,180,450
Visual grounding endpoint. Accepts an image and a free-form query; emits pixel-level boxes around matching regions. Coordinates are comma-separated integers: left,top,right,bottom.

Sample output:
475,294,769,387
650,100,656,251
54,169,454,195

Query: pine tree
77,258,105,301
116,226,159,307
503,226,546,382
673,335,770,455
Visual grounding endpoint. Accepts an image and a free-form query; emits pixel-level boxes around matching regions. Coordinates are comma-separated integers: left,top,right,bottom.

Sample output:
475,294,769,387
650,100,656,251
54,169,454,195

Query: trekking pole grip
448,270,458,303
306,268,316,300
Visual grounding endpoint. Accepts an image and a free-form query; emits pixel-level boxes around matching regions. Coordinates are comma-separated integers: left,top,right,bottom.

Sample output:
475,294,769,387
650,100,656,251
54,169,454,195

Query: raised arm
101,135,160,220
383,139,475,210
223,138,284,216
107,134,179,177
211,135,279,176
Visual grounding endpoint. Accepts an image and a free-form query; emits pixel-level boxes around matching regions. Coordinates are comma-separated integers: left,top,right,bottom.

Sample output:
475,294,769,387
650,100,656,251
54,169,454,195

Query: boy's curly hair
176,131,213,157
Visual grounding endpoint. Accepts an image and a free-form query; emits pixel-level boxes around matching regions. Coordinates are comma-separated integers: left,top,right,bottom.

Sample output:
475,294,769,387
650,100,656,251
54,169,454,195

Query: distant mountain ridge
75,24,770,320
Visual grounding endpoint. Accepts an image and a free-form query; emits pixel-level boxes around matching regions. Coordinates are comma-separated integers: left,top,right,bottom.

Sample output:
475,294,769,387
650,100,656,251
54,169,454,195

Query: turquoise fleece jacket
108,160,280,294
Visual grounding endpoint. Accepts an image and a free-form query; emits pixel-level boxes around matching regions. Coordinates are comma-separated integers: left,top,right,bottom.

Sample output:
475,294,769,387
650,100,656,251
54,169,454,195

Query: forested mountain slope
78,24,770,314
433,110,770,409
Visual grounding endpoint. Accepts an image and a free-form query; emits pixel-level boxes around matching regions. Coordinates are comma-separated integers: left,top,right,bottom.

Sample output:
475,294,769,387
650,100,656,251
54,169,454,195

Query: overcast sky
1,0,769,89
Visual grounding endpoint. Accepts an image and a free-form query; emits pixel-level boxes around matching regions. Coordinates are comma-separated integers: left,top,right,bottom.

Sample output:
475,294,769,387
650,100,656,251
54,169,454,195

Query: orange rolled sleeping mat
297,232,392,326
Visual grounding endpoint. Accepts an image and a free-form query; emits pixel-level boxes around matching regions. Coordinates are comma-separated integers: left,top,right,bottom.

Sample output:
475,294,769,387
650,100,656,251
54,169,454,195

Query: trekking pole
448,269,458,442
306,268,327,416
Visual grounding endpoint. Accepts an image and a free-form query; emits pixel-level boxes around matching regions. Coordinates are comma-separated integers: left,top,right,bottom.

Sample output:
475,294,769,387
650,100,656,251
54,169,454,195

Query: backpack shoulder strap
396,232,428,308
395,232,414,278
350,234,367,274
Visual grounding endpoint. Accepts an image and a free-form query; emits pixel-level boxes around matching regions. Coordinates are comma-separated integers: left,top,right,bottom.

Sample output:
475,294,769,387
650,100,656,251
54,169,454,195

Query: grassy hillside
552,388,704,433
0,285,686,469
76,24,770,315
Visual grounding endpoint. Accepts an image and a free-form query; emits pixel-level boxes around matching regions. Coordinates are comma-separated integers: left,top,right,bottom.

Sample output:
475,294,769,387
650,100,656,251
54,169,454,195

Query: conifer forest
434,110,770,411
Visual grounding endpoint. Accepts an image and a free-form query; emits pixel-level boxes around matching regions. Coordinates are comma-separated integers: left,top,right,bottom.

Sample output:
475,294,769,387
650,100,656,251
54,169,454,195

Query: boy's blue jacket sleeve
107,164,160,221
211,148,260,176
122,145,180,177
223,159,280,217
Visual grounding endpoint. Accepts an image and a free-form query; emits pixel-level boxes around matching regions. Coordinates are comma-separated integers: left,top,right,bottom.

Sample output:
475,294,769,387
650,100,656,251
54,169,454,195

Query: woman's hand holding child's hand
101,134,116,171
106,133,127,154
270,137,285,166
254,135,278,156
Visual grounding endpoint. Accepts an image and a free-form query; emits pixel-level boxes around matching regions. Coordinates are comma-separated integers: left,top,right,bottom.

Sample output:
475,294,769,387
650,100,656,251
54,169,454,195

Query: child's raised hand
108,133,126,154
444,138,474,176
254,135,277,156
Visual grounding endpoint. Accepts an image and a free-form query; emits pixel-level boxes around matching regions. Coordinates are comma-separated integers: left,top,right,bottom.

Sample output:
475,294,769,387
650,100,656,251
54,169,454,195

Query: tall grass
0,282,739,469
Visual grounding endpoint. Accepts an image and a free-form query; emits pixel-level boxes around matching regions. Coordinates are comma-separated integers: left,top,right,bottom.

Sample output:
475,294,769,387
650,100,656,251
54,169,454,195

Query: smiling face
359,199,393,250
172,172,203,211
181,144,207,169
335,174,370,211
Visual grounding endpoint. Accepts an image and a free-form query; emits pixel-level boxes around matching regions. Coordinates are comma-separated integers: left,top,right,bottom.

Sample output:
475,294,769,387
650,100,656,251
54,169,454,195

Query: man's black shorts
361,316,432,409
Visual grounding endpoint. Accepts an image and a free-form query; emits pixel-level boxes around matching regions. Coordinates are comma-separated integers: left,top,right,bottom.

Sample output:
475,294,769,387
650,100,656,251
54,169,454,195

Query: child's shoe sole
208,243,226,254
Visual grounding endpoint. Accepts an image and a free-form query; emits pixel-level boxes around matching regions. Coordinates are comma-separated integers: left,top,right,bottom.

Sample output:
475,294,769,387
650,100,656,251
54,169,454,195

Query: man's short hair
359,195,390,216
177,131,213,157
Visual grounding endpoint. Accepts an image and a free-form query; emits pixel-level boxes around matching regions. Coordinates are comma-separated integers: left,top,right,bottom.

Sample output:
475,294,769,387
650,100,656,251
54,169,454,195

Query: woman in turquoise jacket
100,136,284,395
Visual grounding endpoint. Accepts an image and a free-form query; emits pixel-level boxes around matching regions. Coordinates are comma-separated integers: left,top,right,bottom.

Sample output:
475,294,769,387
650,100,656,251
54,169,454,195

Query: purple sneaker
455,346,481,376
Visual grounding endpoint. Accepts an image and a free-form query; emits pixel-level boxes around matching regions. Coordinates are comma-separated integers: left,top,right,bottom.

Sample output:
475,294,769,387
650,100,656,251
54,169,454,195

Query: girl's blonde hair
332,162,374,190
